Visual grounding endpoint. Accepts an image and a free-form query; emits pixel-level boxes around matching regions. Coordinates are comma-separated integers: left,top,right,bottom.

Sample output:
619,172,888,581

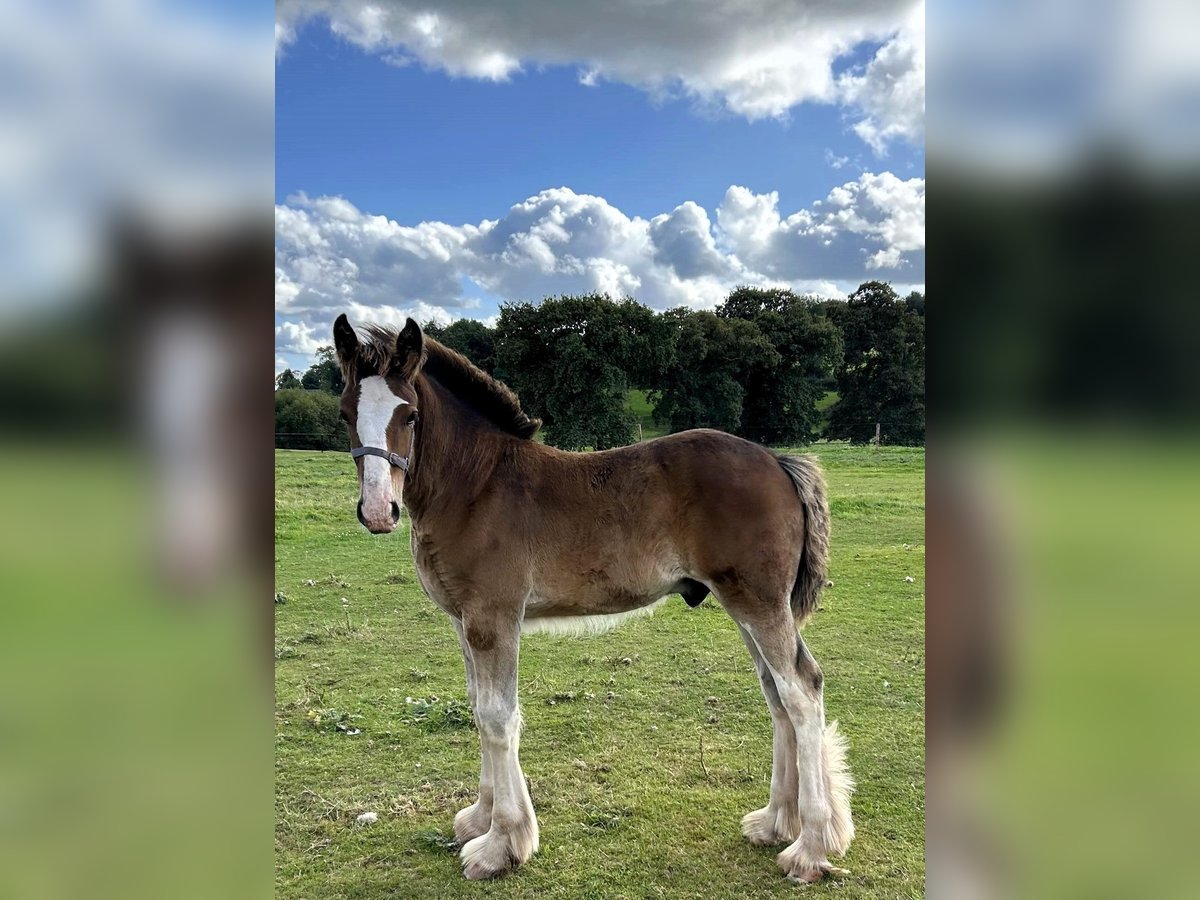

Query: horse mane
358,324,541,440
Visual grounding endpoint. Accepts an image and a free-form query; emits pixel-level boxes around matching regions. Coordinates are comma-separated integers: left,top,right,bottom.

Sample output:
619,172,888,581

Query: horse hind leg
737,606,855,883
735,624,801,846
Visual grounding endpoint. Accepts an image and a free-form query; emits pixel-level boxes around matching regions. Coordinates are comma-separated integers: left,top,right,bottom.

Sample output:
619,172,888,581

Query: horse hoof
461,831,510,880
460,824,536,880
453,802,490,845
741,806,797,846
778,841,850,883
784,862,850,884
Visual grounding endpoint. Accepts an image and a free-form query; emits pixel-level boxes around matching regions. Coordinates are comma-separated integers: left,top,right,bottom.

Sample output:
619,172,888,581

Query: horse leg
742,609,855,883
458,616,538,879
736,624,801,846
452,619,492,844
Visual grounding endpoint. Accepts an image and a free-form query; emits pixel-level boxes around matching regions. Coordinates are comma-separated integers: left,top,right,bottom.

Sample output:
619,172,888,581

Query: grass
275,442,924,898
816,390,839,413
626,388,666,441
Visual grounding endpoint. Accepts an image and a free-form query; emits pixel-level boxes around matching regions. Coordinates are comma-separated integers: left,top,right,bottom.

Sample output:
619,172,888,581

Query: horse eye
406,410,419,426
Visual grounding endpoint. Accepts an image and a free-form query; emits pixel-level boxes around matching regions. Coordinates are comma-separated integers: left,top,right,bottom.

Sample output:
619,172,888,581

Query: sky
274,0,925,373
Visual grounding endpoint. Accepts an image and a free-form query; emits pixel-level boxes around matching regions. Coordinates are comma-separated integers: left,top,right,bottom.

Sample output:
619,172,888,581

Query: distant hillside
625,389,665,441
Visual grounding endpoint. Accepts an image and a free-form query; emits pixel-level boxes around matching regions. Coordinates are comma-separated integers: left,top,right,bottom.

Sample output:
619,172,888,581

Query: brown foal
333,314,854,883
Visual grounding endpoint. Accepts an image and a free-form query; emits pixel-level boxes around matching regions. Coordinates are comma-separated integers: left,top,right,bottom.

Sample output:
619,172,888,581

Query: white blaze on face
356,375,409,518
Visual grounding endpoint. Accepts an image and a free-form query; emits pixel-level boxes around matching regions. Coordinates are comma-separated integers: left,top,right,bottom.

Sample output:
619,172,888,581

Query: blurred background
0,0,1198,897
0,2,272,899
932,1,1200,897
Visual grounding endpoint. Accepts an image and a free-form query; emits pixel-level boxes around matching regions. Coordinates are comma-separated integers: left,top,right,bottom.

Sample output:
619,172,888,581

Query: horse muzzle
357,498,401,534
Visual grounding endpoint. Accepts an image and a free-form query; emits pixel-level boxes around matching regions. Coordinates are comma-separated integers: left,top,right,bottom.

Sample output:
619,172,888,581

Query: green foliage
903,290,925,317
275,388,344,450
826,281,926,445
651,309,777,433
716,286,843,445
424,318,498,373
496,294,675,449
276,282,923,451
300,346,344,395
304,707,362,735
276,368,301,390
400,695,475,732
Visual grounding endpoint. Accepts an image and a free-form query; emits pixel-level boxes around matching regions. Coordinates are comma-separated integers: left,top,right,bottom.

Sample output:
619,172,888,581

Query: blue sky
277,24,920,224
274,1,925,372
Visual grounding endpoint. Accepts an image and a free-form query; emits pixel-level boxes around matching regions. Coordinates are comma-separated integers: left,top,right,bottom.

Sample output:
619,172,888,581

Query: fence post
873,421,881,447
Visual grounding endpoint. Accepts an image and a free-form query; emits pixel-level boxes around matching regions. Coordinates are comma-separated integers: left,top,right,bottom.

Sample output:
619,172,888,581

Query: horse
332,314,855,883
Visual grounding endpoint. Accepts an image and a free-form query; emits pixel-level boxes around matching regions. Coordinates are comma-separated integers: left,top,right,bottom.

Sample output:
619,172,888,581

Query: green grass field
626,389,665,441
275,442,924,898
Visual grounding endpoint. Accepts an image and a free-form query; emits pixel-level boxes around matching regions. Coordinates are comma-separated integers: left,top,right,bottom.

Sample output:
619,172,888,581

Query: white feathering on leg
821,720,856,856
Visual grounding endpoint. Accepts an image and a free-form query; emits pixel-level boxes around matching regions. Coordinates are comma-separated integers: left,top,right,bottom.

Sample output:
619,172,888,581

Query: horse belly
520,569,681,637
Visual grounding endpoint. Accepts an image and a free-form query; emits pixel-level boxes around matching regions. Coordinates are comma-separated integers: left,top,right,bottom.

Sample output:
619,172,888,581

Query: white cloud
837,2,925,154
648,202,731,280
825,149,851,170
276,0,923,152
716,172,924,280
275,320,324,355
345,301,456,330
275,176,924,366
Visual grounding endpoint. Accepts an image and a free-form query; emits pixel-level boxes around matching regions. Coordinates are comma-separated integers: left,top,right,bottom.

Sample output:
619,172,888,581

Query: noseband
350,446,409,472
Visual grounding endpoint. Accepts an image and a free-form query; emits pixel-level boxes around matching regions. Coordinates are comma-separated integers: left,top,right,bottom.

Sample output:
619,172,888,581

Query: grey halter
350,446,409,472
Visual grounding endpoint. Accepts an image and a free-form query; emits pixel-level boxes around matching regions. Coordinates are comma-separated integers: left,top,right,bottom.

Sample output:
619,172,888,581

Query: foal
334,315,854,883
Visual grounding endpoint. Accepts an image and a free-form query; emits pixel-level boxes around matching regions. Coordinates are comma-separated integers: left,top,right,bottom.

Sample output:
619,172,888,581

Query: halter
349,401,417,474
350,445,409,471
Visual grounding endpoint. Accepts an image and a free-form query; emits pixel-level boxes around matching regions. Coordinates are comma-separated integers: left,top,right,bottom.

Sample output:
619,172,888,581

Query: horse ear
393,317,425,380
333,314,359,371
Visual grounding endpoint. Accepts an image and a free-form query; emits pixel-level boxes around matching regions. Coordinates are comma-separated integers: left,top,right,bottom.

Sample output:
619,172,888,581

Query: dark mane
358,324,541,440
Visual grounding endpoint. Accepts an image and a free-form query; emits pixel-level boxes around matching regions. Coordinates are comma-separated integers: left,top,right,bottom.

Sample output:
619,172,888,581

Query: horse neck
404,375,507,523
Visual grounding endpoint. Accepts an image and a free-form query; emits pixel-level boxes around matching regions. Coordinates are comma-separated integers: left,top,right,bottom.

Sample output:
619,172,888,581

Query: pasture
275,442,924,898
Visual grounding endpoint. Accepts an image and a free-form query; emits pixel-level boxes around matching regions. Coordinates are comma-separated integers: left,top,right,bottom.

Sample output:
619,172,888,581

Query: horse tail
775,454,830,626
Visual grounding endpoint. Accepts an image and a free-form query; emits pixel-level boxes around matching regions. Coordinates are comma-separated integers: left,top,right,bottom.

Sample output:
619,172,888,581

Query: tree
274,388,345,450
495,294,675,450
716,286,843,445
651,310,777,434
300,346,344,394
275,368,300,391
826,281,925,445
434,319,498,374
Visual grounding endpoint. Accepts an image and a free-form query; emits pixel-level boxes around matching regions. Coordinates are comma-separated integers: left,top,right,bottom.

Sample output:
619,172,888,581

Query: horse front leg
452,619,492,844
457,615,538,880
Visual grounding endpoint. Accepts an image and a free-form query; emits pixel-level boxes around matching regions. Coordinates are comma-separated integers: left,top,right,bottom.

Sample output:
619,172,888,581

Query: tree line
275,281,924,451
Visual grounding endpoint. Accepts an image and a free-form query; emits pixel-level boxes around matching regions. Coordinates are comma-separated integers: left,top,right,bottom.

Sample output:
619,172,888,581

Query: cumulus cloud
649,202,730,280
716,172,924,280
837,2,925,154
275,320,324,356
276,0,923,152
275,176,924,366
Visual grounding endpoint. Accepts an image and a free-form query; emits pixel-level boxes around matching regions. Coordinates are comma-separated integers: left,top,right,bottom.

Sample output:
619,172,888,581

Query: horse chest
409,528,463,618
